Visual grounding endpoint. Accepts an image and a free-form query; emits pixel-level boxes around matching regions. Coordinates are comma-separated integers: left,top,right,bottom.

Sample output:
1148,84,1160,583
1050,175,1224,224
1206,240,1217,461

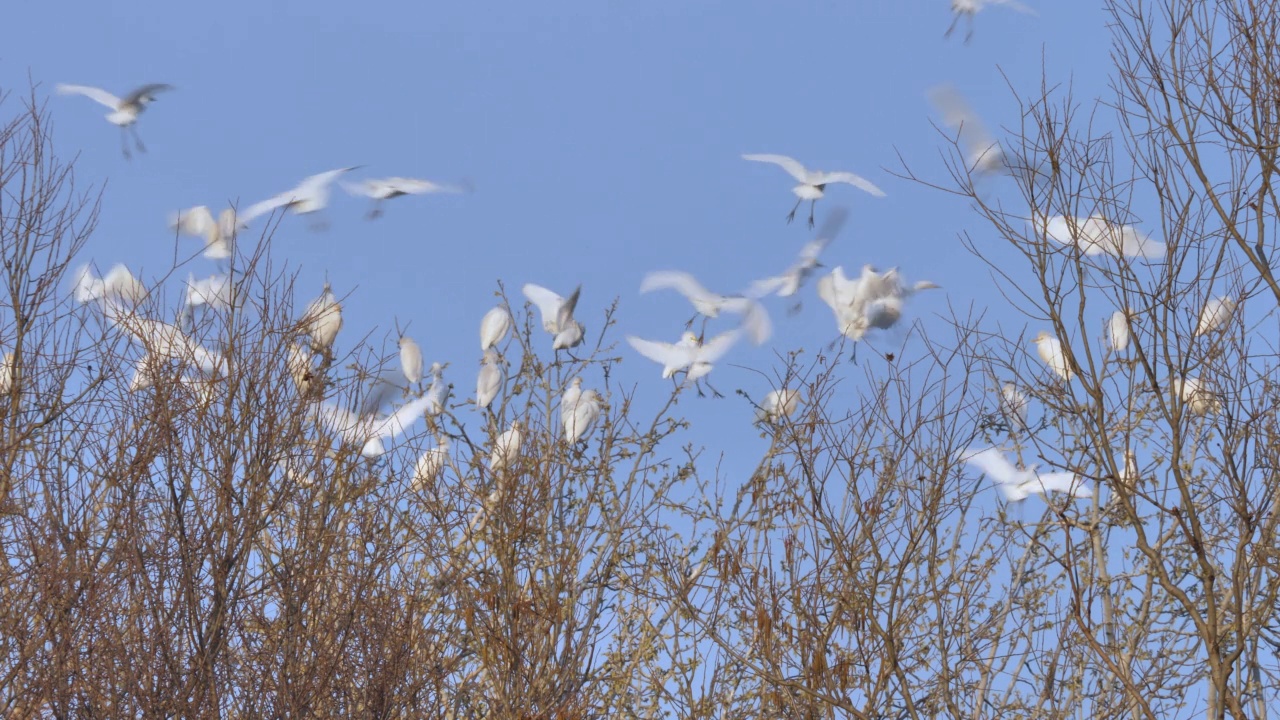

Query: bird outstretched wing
56,84,122,109
742,153,810,183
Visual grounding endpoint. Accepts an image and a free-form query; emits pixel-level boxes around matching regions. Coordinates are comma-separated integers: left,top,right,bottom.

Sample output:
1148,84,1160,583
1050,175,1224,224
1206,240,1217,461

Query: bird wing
1030,471,1091,498
372,392,436,442
339,179,377,198
627,336,695,370
557,285,582,329
742,153,810,183
55,84,122,109
72,264,102,303
744,274,786,299
240,192,295,224
732,299,772,345
522,283,565,330
103,264,146,303
798,236,832,266
927,84,999,160
814,205,849,242
170,206,215,237
962,447,1020,485
298,167,360,194
639,270,713,303
695,330,742,364
121,83,175,105
989,0,1038,15
809,171,887,197
388,177,466,194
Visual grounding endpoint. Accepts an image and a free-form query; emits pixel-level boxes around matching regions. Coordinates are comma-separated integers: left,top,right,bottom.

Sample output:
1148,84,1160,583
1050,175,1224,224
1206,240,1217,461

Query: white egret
999,382,1029,432
962,447,1092,502
1172,375,1221,415
522,283,585,351
413,437,451,489
480,306,513,351
73,263,147,310
926,84,1007,175
169,206,245,260
55,82,174,158
301,282,342,353
756,387,801,424
340,176,469,219
490,421,523,472
287,343,317,394
747,207,847,300
425,362,451,416
817,264,940,342
1117,450,1139,493
476,349,505,410
1042,216,1166,259
399,335,424,386
1194,296,1236,337
185,273,234,312
945,0,1037,43
639,270,772,345
742,154,885,228
0,352,13,395
1108,310,1131,352
1032,331,1074,382
317,389,441,458
243,167,362,230
110,313,226,378
627,329,741,396
562,378,602,444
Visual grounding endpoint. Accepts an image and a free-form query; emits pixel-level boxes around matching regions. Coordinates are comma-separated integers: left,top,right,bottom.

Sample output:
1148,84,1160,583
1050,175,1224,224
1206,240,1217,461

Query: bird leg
120,128,132,160
786,198,802,224
808,200,817,229
309,215,331,232
130,126,147,154
700,379,726,399
366,202,384,220
944,14,961,39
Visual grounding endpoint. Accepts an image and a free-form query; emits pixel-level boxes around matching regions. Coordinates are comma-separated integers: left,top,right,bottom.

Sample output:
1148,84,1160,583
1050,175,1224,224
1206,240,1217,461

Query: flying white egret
185,273,234,312
817,264,940,346
1041,216,1166,259
945,0,1037,43
747,207,848,301
1032,331,1074,382
1194,296,1236,337
627,329,741,396
962,447,1092,502
562,378,602,444
756,387,801,424
523,283,585,351
243,167,362,230
926,84,1008,175
55,82,174,158
73,263,147,310
340,176,470,219
169,206,246,261
316,388,441,458
742,154,885,228
639,270,772,345
399,335,424,386
999,382,1029,432
476,349,505,410
425,362,451,416
301,282,342,353
490,421,523,472
413,437,451,489
1108,310,1131,352
480,306,513,351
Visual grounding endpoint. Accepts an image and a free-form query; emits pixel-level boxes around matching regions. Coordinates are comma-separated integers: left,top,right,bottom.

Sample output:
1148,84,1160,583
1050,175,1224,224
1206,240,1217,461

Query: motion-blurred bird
748,207,847,301
341,176,470,219
425,362,451,416
628,330,741,396
169,206,245,261
1194,296,1236,337
317,389,440,458
185,273,234,312
756,387,801,424
945,0,1036,44
56,82,174,158
742,154,885,228
1042,216,1166,259
480,305,513,351
523,283,585,351
244,167,362,230
0,352,13,395
73,263,147,312
1032,331,1074,382
927,84,1007,175
640,270,772,345
963,447,1092,502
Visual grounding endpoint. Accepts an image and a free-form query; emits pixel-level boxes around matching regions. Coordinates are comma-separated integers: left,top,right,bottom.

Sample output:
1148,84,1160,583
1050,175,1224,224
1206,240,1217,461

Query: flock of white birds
42,0,1225,508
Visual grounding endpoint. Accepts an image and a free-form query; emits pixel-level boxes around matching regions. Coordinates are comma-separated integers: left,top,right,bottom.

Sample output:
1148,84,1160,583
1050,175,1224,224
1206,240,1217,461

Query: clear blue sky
1,0,1114,477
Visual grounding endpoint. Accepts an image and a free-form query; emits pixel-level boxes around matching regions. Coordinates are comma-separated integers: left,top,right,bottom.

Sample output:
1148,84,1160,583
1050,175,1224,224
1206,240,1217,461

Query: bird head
680,330,700,346
1031,330,1052,345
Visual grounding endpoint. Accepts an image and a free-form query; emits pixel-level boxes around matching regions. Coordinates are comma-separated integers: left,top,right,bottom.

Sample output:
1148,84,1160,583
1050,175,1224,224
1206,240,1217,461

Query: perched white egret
1108,310,1131,353
425,362,451,416
999,382,1029,432
1032,331,1074,381
962,447,1092,502
1194,296,1236,337
340,176,469,219
628,330,741,394
0,352,13,395
1041,216,1166,259
747,207,848,299
413,437,451,489
480,306,513,351
945,0,1037,43
110,313,226,378
185,273,234,311
243,167,362,230
1172,375,1221,415
399,335,424,386
926,84,1008,175
476,349,505,410
490,421,523,472
73,263,147,310
562,379,602,444
1117,449,1139,493
640,270,772,345
742,154,885,228
169,206,245,260
756,387,801,424
287,343,317,394
317,388,442,458
55,82,174,158
301,282,343,353
522,283,585,351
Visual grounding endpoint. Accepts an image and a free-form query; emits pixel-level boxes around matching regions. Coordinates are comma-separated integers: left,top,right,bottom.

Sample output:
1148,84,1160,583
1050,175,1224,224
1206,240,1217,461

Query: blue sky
1,0,1114,474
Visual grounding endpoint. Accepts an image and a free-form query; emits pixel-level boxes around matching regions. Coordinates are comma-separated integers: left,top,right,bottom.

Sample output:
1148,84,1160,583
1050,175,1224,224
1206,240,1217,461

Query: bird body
170,206,244,260
756,388,800,424
287,343,317,394
1172,375,1221,415
1194,296,1236,336
480,306,513,351
476,349,504,409
57,82,173,157
1033,331,1074,381
640,270,772,345
1108,310,1131,352
400,336,424,386
523,283,585,350
302,283,343,352
0,352,13,394
963,447,1092,502
1042,216,1166,258
946,0,1037,42
490,421,523,472
999,382,1029,432
817,264,940,340
414,437,450,488
628,330,740,382
742,154,885,227
425,363,451,416
245,167,361,225
561,377,601,443
342,176,468,218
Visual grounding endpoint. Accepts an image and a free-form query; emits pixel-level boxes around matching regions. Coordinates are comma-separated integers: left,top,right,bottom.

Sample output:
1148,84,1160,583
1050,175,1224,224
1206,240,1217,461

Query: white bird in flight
301,282,343,354
1108,310,1131,353
1194,296,1236,337
817,265,940,343
628,329,741,396
316,389,440,459
1041,216,1166,259
73,263,147,312
476,348,505,410
244,167,362,230
747,207,847,301
56,82,174,159
927,84,1008,176
945,0,1037,44
341,176,470,219
742,154,885,228
185,273,235,312
480,306,513,351
639,270,772,345
962,447,1092,502
523,283,585,352
169,206,246,261
1033,331,1074,382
